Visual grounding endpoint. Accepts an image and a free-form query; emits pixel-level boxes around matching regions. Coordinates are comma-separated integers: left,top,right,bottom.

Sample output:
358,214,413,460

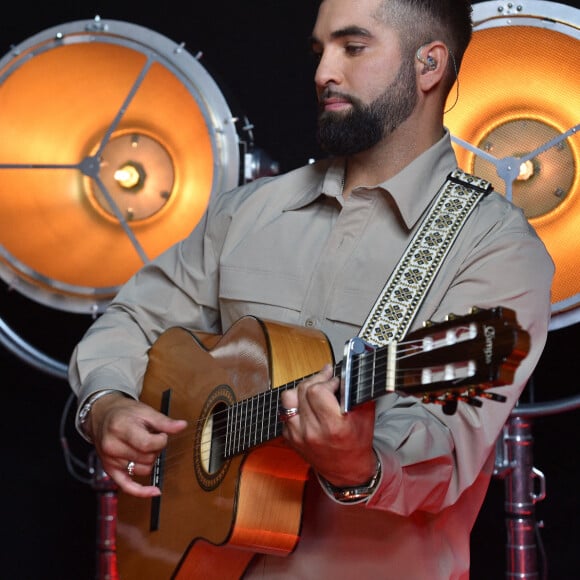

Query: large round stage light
445,1,580,330
0,17,243,314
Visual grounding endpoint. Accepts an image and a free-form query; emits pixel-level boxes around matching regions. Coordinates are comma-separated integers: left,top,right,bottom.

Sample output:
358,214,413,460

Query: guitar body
116,316,334,579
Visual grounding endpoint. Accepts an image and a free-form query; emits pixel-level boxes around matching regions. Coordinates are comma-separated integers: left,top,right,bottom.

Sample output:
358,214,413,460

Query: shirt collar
284,129,458,226
282,159,337,211
386,130,458,229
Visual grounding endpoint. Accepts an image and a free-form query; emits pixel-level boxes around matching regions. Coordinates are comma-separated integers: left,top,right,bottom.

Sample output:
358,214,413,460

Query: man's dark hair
374,0,473,92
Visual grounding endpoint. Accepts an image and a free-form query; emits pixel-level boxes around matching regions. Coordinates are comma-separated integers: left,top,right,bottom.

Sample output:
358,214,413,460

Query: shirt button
305,318,316,328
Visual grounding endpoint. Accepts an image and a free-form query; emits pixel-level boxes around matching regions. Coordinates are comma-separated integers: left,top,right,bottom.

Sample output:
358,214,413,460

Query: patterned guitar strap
359,169,492,346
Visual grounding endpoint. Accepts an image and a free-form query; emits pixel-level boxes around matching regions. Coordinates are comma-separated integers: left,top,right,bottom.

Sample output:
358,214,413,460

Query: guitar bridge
150,388,171,531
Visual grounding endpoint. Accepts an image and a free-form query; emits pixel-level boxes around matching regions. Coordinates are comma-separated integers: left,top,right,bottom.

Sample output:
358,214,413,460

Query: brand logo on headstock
483,324,495,364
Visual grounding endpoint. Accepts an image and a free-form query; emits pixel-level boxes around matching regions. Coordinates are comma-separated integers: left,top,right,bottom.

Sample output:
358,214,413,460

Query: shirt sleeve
366,200,554,516
67,174,279,432
68,193,233,408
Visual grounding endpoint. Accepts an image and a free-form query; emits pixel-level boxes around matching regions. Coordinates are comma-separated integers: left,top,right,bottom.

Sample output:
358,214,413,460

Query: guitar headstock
398,306,530,414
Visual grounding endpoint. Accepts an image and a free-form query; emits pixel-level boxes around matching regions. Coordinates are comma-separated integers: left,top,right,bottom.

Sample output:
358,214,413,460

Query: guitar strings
152,334,468,477
155,336,455,474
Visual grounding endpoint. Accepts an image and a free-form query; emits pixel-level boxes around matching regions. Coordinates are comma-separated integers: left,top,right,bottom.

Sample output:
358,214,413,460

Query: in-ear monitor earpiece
416,46,437,71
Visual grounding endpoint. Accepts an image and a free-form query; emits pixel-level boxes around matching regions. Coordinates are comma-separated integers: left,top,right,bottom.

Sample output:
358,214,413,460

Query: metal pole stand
90,452,120,580
495,415,546,579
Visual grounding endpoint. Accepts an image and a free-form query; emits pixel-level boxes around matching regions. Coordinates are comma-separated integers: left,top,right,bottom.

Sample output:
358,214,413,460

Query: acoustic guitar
115,306,529,579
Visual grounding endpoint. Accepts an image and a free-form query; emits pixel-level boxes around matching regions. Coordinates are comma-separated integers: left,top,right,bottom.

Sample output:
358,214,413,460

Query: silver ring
126,460,136,477
279,406,299,422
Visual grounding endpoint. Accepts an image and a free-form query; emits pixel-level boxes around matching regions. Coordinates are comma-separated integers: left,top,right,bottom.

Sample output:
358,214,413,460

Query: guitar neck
222,343,394,458
222,306,526,459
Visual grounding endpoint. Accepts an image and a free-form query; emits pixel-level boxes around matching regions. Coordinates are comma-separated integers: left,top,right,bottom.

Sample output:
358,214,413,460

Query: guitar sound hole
195,384,235,491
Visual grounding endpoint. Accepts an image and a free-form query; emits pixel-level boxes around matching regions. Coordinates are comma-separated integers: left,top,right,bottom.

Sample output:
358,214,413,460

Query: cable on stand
59,391,118,580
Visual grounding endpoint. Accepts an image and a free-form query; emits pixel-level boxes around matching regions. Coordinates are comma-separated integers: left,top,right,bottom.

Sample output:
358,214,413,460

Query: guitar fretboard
223,345,391,458
220,307,520,459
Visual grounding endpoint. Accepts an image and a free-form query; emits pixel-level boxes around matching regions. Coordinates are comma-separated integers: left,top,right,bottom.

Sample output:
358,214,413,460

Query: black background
1,1,579,578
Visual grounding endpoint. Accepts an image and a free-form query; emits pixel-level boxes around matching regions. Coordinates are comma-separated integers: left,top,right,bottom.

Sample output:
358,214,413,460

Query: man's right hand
85,392,188,497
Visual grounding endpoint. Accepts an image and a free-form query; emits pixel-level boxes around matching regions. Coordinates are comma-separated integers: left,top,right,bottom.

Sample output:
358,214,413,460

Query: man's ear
415,41,449,91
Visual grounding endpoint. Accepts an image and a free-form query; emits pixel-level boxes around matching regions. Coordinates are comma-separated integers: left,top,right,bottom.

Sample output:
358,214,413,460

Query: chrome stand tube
90,453,119,580
495,416,546,579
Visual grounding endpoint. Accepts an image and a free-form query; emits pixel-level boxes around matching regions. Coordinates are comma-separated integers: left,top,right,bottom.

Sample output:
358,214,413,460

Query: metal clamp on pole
495,415,547,579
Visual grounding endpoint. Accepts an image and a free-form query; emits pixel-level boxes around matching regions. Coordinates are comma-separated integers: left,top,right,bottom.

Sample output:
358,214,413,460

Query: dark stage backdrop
1,2,579,578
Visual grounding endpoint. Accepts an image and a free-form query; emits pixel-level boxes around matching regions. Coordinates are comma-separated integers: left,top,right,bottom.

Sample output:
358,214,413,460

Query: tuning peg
479,391,507,403
467,387,507,404
442,399,458,415
460,396,483,408
445,313,458,321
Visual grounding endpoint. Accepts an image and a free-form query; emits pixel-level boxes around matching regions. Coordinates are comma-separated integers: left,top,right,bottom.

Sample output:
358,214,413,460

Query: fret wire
246,397,252,450
244,398,251,451
236,400,243,454
265,389,271,440
257,391,263,445
231,404,238,456
244,399,250,449
247,396,254,449
249,395,256,449
270,388,277,440
268,389,274,440
273,387,281,439
248,395,253,449
238,399,244,453
239,398,245,451
270,388,278,439
231,401,237,455
258,391,264,445
262,390,269,444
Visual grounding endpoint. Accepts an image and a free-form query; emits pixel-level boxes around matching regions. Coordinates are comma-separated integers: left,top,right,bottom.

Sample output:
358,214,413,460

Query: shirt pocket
325,280,384,328
218,263,307,326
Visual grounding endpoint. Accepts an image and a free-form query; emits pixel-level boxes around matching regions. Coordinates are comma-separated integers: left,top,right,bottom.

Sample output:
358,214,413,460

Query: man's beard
316,59,418,156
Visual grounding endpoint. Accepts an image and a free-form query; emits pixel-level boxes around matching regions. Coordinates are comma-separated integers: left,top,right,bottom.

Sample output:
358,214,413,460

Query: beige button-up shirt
69,132,554,579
